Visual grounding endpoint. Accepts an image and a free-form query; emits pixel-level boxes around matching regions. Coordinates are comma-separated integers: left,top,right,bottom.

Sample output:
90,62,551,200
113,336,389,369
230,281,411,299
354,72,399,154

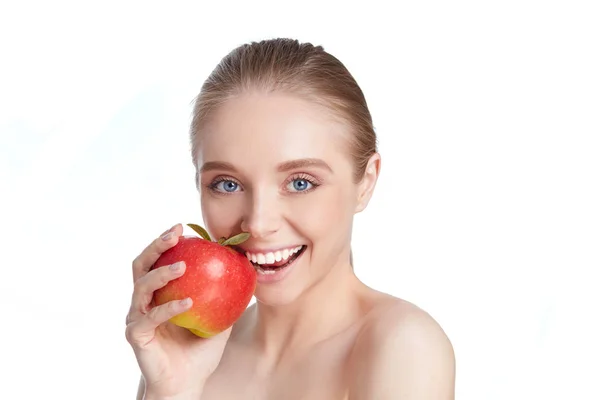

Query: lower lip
254,247,305,284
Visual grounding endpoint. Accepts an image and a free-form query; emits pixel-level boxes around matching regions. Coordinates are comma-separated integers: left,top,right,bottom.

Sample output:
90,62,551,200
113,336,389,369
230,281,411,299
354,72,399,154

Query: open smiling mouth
249,245,307,275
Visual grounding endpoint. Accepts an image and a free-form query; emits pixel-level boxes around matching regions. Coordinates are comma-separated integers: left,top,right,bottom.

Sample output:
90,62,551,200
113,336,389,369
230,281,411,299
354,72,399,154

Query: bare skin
202,283,453,400
128,92,455,399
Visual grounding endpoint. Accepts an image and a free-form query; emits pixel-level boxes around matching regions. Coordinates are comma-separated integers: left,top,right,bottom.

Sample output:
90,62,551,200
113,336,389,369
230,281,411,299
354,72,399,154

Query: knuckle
133,275,149,294
146,306,161,324
159,269,172,285
125,323,137,344
132,256,143,274
125,324,149,348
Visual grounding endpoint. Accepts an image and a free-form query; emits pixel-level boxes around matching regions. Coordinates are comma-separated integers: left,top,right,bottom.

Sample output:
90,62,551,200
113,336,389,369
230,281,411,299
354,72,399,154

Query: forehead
196,92,352,169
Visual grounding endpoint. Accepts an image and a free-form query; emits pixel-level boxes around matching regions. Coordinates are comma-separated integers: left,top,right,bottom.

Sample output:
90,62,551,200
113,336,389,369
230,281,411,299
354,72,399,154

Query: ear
355,153,381,213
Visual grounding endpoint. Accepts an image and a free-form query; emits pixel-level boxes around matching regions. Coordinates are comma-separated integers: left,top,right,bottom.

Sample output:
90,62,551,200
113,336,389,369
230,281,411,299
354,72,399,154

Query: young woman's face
196,92,367,305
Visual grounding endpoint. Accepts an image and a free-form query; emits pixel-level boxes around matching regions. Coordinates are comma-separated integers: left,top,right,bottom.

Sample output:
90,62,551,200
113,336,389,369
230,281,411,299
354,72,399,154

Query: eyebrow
277,158,333,173
199,158,333,174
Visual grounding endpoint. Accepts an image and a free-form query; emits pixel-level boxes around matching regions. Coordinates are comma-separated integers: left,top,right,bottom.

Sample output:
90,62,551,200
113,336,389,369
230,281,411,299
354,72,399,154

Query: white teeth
257,267,276,275
246,246,303,265
265,252,275,264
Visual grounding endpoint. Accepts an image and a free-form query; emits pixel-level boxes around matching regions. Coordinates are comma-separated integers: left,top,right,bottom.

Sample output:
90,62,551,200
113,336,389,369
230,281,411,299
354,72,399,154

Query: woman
126,38,455,399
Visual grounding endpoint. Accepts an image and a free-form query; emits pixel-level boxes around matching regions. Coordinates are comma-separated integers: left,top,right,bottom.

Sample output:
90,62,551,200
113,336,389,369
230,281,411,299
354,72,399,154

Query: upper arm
348,303,455,400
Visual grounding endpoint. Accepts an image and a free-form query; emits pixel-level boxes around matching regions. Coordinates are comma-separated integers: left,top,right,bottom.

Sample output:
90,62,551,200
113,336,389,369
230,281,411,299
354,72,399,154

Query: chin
253,284,305,307
251,245,311,306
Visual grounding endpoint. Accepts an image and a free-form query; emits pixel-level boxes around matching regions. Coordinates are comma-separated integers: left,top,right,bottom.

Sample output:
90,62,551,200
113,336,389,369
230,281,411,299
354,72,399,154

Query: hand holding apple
125,223,256,399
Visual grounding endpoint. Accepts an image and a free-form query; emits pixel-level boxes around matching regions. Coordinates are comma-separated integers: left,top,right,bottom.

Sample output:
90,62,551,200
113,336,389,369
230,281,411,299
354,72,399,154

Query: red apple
151,223,256,338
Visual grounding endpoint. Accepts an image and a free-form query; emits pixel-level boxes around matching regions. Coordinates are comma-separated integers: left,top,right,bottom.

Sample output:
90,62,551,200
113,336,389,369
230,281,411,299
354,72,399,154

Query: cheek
290,186,356,241
201,194,243,236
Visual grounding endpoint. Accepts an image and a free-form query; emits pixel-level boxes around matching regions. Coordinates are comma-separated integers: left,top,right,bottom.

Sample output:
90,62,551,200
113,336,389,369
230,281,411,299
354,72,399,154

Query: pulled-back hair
189,38,378,183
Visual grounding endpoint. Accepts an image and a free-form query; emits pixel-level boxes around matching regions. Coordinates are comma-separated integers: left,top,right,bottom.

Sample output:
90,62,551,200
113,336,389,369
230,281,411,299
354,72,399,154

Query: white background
1,1,598,399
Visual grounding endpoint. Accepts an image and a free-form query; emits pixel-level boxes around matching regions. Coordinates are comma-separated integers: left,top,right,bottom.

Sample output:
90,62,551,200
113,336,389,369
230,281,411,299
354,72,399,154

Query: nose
240,190,280,239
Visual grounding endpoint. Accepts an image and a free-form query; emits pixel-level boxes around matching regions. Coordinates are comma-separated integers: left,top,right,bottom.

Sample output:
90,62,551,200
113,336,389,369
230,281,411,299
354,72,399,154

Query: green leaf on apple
187,223,212,241
221,232,250,246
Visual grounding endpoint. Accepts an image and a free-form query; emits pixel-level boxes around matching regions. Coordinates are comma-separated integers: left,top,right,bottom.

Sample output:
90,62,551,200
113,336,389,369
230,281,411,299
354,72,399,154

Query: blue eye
288,178,313,192
212,179,240,193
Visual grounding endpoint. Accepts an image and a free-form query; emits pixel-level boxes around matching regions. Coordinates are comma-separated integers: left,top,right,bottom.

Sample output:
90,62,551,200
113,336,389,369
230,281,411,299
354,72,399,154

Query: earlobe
355,153,381,213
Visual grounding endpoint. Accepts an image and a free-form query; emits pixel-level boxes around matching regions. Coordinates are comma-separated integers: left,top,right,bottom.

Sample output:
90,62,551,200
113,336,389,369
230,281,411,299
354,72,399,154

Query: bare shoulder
348,295,456,400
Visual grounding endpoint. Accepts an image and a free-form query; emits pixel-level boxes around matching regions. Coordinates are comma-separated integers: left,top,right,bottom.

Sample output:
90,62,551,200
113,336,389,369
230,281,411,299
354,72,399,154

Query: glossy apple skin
151,236,257,338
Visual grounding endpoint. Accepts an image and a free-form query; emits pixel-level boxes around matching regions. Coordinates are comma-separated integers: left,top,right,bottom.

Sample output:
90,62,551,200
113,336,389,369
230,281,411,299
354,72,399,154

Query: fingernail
169,262,183,271
162,232,173,241
160,224,177,236
180,298,191,307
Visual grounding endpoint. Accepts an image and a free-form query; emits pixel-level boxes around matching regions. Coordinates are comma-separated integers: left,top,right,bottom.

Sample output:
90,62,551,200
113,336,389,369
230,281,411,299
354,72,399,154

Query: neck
251,259,366,361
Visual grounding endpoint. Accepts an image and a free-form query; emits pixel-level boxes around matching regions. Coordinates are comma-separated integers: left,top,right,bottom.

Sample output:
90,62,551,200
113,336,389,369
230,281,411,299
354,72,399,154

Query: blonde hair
189,38,378,183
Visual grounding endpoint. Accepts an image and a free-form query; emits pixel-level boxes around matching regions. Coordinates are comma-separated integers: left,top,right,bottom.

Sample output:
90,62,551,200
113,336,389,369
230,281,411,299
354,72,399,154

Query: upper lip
233,245,304,254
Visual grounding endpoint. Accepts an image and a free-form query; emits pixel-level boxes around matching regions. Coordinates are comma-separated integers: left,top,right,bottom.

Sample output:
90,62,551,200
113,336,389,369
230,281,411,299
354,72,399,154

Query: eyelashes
284,173,322,194
206,177,242,194
206,173,322,195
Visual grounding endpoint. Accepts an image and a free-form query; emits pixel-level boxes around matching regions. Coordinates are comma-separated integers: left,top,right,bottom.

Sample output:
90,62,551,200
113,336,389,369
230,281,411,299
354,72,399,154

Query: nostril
240,206,280,238
242,227,278,240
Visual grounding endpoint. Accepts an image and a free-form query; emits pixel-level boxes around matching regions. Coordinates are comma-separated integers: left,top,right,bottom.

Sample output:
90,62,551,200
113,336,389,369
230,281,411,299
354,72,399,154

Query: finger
126,297,193,347
132,223,183,282
129,261,186,320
